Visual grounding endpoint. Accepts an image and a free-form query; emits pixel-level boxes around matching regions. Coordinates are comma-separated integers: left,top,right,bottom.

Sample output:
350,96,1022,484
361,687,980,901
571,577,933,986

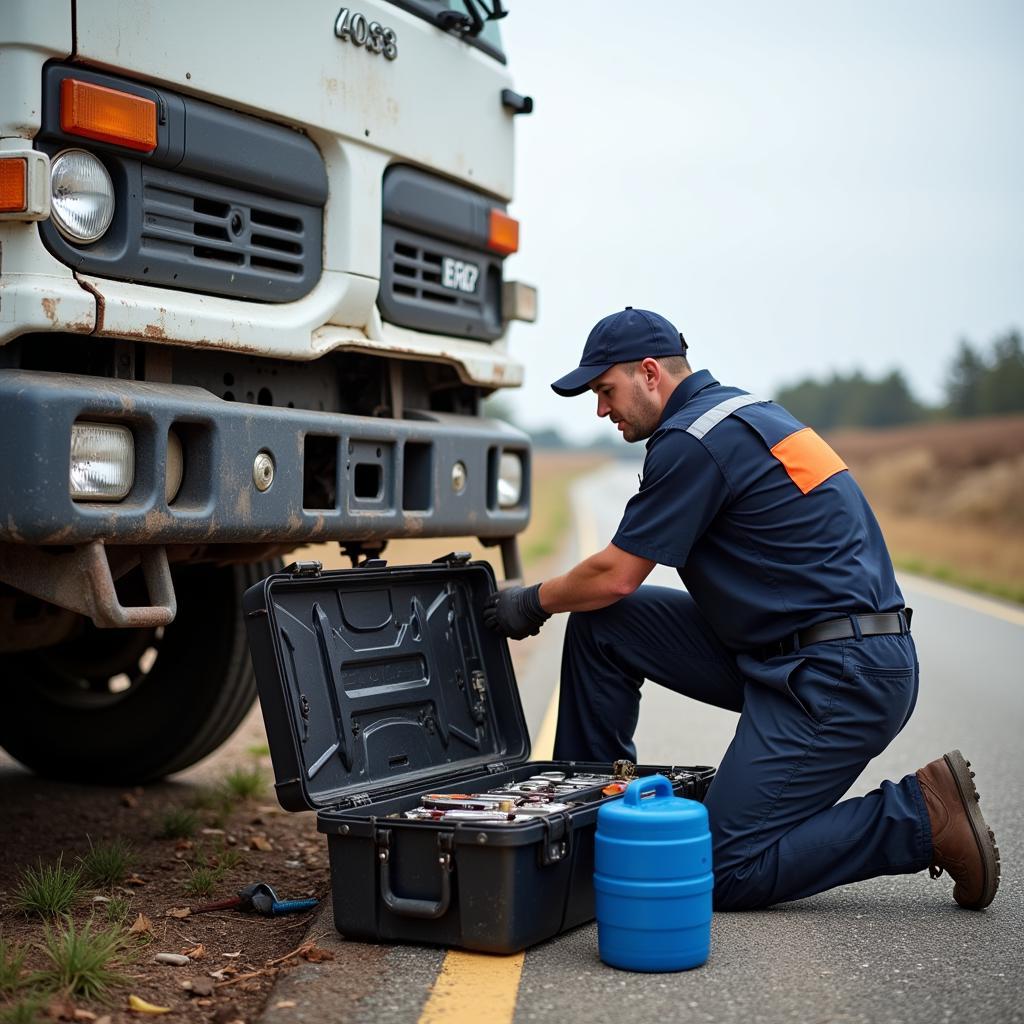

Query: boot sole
944,749,1000,909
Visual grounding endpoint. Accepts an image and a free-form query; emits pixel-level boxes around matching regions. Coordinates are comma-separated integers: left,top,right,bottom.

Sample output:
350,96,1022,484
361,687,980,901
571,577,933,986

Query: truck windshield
387,0,506,63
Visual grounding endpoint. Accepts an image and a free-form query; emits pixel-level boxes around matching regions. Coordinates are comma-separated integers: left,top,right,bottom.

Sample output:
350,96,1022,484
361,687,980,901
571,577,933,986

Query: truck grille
35,63,327,305
379,166,507,342
138,167,317,301
381,225,503,341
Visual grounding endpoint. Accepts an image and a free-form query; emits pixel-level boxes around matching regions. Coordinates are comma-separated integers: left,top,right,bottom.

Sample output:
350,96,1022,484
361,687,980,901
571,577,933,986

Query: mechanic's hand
483,583,551,640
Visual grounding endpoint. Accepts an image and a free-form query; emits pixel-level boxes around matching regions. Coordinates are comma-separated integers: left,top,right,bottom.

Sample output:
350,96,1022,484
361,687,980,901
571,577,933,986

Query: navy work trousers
553,586,933,909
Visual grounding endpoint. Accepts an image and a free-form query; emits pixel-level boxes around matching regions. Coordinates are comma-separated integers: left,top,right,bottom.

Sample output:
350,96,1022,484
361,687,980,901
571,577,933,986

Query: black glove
482,583,551,640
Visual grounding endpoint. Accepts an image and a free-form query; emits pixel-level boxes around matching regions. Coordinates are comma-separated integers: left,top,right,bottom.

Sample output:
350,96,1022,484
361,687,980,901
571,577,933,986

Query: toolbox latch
283,560,323,577
341,792,372,808
486,761,507,775
432,551,472,565
539,810,573,867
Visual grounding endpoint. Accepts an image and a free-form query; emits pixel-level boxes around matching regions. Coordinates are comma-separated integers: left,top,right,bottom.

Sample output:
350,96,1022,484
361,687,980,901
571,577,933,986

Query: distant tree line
775,329,1024,430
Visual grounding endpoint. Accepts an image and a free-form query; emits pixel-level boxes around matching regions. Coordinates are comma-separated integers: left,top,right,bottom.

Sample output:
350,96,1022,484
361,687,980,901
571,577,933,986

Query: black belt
752,609,913,660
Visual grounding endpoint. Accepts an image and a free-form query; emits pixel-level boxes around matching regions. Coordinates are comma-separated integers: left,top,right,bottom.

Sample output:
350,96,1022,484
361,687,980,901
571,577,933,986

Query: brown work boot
916,749,1000,910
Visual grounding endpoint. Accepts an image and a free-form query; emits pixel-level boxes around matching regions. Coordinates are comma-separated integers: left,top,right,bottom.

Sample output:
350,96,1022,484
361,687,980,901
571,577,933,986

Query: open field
829,414,1024,602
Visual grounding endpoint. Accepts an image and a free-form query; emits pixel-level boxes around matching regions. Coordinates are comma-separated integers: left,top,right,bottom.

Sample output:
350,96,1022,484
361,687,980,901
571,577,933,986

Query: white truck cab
0,0,535,782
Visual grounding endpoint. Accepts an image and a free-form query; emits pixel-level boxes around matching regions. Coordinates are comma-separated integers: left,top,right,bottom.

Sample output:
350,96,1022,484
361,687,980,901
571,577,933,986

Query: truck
0,0,535,784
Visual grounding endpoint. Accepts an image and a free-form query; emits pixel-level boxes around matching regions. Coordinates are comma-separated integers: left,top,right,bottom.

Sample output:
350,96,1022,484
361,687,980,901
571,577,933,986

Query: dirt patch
0,706,332,1024
0,452,611,1023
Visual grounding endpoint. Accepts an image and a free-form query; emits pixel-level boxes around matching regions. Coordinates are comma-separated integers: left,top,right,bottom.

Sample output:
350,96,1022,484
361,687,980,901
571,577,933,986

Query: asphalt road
6,460,1016,1023
262,460,1024,1024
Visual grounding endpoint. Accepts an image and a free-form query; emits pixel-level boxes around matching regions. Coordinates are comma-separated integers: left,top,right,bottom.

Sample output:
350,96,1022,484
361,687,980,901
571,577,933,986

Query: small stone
182,977,216,997
154,953,191,966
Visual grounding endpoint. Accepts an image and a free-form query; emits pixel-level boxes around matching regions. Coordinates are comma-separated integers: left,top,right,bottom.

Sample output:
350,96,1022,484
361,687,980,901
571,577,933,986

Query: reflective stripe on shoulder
685,394,764,440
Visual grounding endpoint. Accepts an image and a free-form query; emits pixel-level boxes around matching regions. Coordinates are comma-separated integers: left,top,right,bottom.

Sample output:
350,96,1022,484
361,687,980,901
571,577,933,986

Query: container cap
597,774,708,840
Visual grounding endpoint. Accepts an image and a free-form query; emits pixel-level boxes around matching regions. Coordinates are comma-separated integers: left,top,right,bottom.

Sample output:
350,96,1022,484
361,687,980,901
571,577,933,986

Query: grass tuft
183,863,223,900
211,845,243,873
12,857,83,918
189,786,236,828
104,896,133,926
78,836,134,888
157,807,199,840
0,995,47,1024
0,935,29,995
34,916,128,1001
246,741,271,757
220,766,266,802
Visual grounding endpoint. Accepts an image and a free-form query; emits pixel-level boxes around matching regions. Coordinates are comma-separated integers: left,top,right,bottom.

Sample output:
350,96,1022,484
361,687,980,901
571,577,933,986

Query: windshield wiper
436,0,507,39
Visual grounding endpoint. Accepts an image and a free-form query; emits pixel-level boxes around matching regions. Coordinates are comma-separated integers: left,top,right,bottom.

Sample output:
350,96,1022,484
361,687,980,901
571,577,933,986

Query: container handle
377,830,452,920
622,774,672,807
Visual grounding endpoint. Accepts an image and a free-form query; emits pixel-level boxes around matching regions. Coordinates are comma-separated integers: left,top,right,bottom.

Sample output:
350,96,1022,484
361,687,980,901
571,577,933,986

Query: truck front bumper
0,369,530,546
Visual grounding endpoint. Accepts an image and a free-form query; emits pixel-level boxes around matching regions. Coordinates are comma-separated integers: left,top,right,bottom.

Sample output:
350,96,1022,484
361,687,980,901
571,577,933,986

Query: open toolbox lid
242,553,531,813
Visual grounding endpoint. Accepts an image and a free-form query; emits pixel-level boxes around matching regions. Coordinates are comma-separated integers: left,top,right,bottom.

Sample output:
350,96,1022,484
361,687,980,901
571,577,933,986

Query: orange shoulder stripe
769,427,847,494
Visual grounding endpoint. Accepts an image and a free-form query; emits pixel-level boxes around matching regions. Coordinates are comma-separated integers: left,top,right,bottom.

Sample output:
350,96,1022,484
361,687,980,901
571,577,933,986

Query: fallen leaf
274,1001,296,1009
183,943,205,960
175,839,194,851
207,969,229,982
120,792,139,808
73,1012,97,1021
127,995,171,1015
201,827,225,836
249,835,272,851
92,895,111,904
128,913,153,935
222,951,242,958
124,873,146,886
300,945,334,963
166,907,191,919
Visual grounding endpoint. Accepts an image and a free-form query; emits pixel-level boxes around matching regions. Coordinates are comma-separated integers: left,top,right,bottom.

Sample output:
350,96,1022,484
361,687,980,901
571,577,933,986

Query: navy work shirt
611,370,904,650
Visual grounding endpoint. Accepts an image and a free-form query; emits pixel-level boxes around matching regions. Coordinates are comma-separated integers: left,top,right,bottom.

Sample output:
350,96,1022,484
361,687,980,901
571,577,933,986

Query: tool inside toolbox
390,761,699,825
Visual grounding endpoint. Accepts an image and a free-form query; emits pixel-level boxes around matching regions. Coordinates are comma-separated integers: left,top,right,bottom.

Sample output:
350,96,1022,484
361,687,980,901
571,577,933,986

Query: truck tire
0,559,278,784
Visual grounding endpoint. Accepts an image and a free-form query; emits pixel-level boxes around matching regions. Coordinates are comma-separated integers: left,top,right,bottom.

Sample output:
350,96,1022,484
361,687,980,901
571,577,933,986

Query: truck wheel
0,559,278,784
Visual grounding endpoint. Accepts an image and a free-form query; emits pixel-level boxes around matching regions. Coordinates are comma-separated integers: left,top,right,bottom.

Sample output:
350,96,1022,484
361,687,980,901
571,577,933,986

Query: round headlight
49,149,114,243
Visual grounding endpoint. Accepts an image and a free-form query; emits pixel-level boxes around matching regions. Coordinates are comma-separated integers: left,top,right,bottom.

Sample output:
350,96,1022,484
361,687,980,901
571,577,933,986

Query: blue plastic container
594,774,713,971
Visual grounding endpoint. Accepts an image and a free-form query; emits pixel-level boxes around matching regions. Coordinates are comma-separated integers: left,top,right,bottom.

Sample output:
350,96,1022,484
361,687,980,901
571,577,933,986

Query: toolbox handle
377,829,453,920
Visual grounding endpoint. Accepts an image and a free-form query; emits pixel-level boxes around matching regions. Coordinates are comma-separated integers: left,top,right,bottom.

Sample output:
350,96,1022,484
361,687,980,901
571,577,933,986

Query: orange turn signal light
488,209,519,255
0,158,28,213
60,78,157,153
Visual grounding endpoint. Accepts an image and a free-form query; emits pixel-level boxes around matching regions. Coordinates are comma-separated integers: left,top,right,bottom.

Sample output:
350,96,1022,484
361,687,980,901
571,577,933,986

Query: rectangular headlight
70,421,135,501
497,451,523,508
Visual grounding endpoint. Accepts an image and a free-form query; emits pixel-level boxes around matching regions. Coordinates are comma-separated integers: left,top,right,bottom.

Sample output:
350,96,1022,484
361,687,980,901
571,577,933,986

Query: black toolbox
243,554,715,953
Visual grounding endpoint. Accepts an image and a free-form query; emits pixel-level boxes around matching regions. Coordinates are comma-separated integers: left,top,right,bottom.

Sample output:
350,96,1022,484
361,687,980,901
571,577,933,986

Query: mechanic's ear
641,357,661,389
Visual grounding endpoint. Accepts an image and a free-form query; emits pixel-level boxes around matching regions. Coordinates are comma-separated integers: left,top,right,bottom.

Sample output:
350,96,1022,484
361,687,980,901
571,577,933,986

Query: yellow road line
901,572,1024,628
533,683,560,761
417,949,525,1024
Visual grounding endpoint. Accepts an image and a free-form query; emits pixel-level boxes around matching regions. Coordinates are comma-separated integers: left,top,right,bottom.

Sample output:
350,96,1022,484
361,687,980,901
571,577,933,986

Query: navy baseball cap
551,307,686,397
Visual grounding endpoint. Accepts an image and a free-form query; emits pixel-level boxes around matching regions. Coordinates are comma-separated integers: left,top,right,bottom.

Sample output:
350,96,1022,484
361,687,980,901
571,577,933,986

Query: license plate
441,257,480,294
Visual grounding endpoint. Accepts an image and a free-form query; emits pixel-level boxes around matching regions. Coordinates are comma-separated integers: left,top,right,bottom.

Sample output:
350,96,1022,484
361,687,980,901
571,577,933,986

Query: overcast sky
498,1,1023,442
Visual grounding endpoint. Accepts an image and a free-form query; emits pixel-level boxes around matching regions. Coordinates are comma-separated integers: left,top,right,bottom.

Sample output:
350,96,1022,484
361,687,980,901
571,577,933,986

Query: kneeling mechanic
484,307,1000,912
